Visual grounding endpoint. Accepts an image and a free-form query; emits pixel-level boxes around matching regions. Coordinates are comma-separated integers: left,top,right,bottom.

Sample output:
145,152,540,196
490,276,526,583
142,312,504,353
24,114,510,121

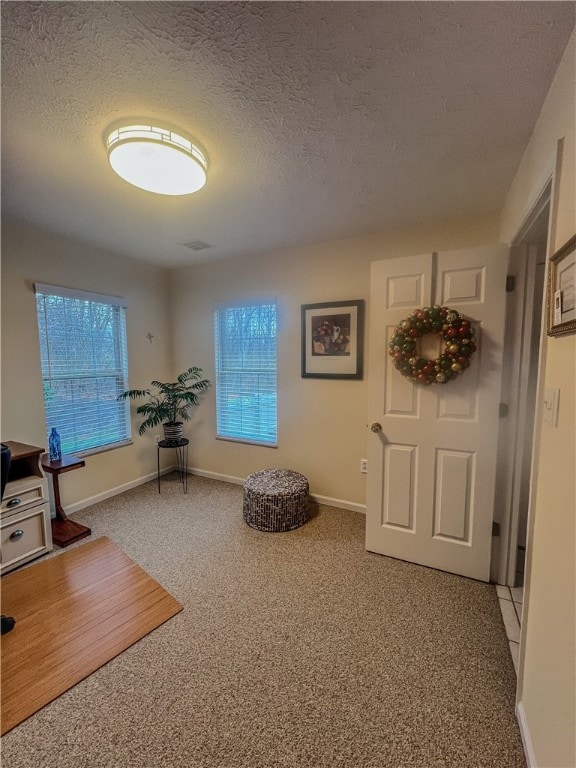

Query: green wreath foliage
388,306,477,385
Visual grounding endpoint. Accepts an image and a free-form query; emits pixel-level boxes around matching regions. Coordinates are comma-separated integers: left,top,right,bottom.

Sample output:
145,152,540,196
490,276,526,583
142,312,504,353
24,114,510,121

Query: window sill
74,439,133,458
216,435,277,449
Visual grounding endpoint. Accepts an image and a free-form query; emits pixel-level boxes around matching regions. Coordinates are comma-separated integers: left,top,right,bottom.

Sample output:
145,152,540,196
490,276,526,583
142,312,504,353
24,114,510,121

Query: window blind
35,285,131,455
214,302,277,446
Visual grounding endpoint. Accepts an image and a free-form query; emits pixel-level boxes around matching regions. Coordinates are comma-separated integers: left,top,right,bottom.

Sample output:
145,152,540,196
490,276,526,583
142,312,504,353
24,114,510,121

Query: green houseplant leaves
117,367,211,436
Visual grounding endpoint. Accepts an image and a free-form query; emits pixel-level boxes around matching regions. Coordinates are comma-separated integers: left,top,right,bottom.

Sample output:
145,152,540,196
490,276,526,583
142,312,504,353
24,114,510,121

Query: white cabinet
1,442,52,574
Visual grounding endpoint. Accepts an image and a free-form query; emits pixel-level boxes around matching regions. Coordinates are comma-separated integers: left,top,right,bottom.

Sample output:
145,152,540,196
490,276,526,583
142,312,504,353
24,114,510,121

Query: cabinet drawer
1,478,48,515
1,502,51,574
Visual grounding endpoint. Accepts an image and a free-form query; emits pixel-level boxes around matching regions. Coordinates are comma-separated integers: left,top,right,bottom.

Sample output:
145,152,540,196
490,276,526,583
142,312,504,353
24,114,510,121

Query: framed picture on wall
547,234,576,337
301,300,364,379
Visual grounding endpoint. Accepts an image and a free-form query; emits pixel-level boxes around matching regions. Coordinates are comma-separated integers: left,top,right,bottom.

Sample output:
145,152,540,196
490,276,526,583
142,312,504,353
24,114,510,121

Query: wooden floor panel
1,537,182,735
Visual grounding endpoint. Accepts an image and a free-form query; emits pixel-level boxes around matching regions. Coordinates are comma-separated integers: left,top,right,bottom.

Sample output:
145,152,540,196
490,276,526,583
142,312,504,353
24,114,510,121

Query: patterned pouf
243,468,309,532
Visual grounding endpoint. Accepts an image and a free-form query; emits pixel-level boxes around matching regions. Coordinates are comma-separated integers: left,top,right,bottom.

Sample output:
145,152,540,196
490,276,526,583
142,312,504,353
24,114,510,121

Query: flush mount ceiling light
106,124,207,196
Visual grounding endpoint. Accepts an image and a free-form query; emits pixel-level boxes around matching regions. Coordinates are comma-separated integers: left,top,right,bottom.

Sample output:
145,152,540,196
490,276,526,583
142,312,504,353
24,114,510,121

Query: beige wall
501,31,575,768
1,212,499,512
1,221,173,509
170,214,500,508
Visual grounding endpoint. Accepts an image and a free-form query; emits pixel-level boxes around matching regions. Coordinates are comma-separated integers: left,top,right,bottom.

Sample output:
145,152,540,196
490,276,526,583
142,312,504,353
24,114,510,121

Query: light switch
543,388,560,427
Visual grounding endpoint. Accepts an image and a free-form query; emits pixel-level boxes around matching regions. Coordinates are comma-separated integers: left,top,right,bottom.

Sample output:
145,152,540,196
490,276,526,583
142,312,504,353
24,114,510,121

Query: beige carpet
1,473,525,768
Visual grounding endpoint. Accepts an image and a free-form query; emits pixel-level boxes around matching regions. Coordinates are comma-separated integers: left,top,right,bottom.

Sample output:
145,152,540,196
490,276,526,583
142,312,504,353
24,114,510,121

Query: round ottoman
243,468,309,532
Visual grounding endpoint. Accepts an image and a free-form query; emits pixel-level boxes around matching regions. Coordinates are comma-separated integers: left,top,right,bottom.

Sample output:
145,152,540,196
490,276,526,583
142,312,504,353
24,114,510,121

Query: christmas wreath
388,306,476,385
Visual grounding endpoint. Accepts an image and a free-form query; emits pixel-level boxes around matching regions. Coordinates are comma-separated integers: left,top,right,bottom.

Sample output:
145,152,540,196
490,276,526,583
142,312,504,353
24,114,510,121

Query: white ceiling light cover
106,124,207,196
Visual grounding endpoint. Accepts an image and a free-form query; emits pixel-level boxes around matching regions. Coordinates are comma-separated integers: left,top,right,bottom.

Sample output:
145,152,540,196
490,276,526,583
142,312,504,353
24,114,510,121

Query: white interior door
365,246,508,581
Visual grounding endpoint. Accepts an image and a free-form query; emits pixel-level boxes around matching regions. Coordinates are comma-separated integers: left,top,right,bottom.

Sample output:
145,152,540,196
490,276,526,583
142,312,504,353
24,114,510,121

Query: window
35,283,131,456
214,302,277,446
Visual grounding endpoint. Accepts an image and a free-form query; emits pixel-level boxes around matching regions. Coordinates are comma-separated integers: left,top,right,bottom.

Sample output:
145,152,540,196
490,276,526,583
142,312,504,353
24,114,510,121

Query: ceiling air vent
182,239,213,251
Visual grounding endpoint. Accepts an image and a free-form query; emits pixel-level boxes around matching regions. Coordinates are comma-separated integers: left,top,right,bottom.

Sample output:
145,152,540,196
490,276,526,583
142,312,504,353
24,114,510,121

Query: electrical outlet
360,458,368,474
154,435,161,445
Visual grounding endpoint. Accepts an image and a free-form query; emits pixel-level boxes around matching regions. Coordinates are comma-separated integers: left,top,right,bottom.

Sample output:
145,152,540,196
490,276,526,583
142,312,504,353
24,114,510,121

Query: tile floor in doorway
496,584,523,674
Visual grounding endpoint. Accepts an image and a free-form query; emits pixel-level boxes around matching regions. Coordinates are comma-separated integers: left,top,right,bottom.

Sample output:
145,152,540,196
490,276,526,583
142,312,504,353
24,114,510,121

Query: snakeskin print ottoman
243,468,309,532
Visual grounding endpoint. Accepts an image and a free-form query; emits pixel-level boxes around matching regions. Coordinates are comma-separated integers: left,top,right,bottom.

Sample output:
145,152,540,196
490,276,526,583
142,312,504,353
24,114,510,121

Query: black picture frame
301,300,365,379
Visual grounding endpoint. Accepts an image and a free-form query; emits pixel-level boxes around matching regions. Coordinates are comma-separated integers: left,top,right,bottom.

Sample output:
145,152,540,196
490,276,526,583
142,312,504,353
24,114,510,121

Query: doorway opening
494,182,551,589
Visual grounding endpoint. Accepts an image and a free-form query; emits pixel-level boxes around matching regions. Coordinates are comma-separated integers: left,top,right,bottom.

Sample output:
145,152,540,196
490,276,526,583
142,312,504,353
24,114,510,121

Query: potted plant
118,367,211,441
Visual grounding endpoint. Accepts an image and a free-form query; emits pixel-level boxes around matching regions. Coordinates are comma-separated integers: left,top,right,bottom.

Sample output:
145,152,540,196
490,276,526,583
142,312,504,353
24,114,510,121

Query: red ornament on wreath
388,306,477,385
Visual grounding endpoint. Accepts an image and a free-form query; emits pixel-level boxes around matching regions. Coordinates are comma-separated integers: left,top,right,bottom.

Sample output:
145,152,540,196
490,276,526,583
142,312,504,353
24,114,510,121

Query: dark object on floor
243,468,309,531
1,616,16,635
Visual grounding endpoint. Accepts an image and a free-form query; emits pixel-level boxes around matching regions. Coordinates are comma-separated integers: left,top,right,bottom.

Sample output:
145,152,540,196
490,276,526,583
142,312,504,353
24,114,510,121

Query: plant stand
157,438,189,493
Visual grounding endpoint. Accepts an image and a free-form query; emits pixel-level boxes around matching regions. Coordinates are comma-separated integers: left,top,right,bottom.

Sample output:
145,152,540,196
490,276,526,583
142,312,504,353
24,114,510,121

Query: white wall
501,31,575,768
170,214,500,508
1,221,173,509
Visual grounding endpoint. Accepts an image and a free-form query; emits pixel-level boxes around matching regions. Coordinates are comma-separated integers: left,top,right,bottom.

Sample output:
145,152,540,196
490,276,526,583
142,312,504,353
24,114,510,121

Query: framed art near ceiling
547,234,576,337
301,300,364,379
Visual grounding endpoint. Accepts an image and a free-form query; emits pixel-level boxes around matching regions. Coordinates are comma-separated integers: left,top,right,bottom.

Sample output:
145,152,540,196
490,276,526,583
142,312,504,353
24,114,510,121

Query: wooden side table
41,454,91,547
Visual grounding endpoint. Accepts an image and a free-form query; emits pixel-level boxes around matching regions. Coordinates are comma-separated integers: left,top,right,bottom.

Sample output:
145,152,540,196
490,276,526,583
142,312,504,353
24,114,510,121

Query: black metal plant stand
157,438,189,493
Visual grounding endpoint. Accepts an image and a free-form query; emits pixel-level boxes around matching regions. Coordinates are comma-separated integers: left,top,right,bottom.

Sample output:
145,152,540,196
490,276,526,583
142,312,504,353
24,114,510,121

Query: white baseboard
64,466,175,517
63,465,366,518
188,467,245,485
516,701,536,768
310,494,366,514
188,467,366,514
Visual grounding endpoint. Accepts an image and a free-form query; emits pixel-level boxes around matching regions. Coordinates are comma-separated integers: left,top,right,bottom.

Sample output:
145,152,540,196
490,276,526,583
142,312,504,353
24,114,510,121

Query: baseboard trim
516,701,536,768
188,467,245,486
64,466,175,517
64,465,366,518
188,467,366,514
310,494,366,514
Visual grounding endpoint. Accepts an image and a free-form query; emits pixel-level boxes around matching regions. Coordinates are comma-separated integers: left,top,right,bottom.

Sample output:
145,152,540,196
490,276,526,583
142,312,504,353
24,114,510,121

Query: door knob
370,422,382,433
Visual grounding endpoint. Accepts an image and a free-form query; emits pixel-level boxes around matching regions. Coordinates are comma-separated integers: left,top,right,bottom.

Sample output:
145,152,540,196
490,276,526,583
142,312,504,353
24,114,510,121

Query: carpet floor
1,474,525,768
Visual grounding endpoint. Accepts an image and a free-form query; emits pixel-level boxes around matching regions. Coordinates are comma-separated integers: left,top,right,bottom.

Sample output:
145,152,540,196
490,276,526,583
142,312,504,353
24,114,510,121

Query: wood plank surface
1,537,183,734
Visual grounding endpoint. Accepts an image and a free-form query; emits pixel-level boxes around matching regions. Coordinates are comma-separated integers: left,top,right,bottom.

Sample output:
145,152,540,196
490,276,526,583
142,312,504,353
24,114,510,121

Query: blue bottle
49,428,62,462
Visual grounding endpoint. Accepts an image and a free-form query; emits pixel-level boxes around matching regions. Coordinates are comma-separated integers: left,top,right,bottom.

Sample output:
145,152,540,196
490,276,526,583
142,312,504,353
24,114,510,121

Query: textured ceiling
1,2,574,267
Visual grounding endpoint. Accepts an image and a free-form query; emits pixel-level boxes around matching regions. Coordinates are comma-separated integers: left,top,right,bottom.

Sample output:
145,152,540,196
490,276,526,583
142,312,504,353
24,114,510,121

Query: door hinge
492,521,500,537
499,403,509,418
506,275,516,292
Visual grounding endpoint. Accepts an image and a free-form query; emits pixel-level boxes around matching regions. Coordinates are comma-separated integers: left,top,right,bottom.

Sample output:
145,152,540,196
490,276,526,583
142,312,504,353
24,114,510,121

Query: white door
365,246,508,581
